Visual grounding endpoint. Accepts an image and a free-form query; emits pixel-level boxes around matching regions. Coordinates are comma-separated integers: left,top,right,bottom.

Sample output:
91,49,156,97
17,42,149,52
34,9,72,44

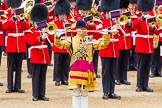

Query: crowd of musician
0,0,162,105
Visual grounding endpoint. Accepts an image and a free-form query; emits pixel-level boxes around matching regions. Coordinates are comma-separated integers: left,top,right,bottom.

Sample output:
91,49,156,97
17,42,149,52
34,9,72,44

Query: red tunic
2,12,30,53
118,23,132,50
24,28,50,64
133,17,155,54
99,18,119,58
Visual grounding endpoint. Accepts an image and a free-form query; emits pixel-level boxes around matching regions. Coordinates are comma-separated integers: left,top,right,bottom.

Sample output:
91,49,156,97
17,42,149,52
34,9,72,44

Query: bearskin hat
130,0,137,4
54,0,70,16
76,0,92,10
101,0,120,12
30,4,48,22
69,0,76,2
6,0,22,8
120,0,130,9
138,0,155,12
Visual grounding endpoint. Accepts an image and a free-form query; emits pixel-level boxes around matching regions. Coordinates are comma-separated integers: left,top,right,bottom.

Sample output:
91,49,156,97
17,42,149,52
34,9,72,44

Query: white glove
42,32,48,40
100,29,109,35
56,29,66,39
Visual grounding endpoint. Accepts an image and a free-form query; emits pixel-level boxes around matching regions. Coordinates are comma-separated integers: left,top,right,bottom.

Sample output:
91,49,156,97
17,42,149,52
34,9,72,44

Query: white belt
124,33,130,37
110,38,119,42
28,45,48,58
8,33,24,37
136,34,153,38
160,33,162,38
0,31,3,35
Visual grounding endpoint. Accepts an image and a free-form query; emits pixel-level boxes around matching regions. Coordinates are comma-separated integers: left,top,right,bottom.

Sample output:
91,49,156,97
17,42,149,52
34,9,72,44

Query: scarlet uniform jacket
2,9,30,53
24,27,51,64
99,18,119,58
52,19,71,53
133,17,155,54
118,23,133,50
0,21,4,46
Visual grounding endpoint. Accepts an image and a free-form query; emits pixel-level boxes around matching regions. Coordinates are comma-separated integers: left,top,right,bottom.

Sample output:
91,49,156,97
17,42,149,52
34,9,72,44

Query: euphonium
118,15,128,26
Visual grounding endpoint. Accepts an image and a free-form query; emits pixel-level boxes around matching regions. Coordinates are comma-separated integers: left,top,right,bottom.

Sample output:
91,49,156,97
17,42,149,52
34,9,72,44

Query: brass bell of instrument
118,15,128,26
46,22,58,35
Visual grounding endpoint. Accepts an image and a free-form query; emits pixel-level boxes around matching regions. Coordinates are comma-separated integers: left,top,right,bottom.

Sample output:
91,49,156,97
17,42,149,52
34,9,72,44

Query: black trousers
26,43,32,74
32,64,47,97
53,52,70,82
0,46,3,65
47,41,52,64
116,50,130,80
137,53,151,88
7,53,24,90
93,50,99,75
101,57,117,93
129,46,137,69
151,42,161,75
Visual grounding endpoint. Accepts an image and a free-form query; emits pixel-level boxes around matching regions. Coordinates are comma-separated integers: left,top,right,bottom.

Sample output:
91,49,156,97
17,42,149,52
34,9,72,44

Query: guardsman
0,0,6,86
100,0,121,100
44,0,55,66
150,0,162,78
133,0,155,92
128,0,138,71
2,0,30,93
115,0,132,85
25,4,52,101
53,0,71,86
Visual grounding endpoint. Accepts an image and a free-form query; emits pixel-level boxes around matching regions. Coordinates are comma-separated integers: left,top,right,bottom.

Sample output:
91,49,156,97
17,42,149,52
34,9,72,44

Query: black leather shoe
121,80,131,85
0,82,3,86
6,89,13,93
55,81,60,86
115,80,121,85
109,93,121,100
102,93,109,100
143,87,153,92
96,74,101,78
32,97,38,101
61,80,68,85
14,89,25,93
27,73,32,79
156,73,162,77
150,73,156,78
136,88,143,92
39,96,49,101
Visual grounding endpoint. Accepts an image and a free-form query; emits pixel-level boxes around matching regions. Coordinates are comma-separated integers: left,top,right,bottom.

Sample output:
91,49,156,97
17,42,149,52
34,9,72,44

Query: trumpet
118,15,129,26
